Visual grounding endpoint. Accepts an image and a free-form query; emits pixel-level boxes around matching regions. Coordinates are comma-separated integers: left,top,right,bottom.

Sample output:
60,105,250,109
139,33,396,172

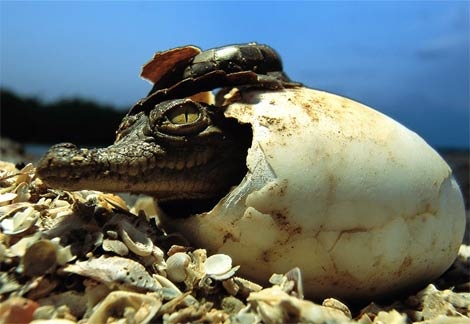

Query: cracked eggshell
161,87,466,300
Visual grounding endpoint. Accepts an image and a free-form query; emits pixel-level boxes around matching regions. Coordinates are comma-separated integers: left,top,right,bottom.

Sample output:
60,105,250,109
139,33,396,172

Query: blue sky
1,1,469,148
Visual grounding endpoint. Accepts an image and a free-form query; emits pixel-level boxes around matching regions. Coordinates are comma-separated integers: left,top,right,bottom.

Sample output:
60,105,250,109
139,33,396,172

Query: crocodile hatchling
36,43,465,299
36,43,295,211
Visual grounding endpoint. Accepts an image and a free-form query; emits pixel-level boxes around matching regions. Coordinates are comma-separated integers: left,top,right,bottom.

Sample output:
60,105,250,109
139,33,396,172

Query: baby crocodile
36,43,294,206
36,99,251,202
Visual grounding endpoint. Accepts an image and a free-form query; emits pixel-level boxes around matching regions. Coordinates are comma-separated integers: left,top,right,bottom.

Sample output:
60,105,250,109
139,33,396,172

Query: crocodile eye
166,104,201,125
153,99,210,136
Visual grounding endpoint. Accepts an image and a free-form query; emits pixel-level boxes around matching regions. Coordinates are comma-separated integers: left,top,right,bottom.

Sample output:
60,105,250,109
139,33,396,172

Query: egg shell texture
163,87,465,300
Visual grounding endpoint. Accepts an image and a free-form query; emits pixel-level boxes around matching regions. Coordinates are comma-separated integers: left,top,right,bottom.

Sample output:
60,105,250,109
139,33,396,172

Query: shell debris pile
0,161,468,324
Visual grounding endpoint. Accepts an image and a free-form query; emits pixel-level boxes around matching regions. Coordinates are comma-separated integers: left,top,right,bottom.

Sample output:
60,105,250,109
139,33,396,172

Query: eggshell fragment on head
161,87,466,300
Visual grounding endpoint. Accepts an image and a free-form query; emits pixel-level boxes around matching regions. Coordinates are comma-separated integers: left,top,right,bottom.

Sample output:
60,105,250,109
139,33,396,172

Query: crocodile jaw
36,99,252,201
36,140,243,200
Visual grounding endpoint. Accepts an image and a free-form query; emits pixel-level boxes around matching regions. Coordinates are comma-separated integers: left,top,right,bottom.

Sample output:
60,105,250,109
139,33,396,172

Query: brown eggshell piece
141,46,201,84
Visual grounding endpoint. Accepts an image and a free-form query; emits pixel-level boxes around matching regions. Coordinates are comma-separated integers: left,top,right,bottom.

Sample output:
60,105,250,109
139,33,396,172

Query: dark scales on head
37,99,253,216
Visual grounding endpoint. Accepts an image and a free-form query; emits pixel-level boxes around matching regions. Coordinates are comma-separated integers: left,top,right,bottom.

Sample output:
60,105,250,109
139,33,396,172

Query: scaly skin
36,99,251,201
37,43,292,203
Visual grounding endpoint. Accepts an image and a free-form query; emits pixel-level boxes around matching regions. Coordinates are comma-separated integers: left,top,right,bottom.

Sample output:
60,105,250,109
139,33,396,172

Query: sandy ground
0,139,468,323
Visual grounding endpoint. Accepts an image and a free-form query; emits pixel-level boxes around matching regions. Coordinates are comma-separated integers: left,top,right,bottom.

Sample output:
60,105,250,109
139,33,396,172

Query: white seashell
19,163,35,175
209,265,240,281
102,238,129,256
63,256,161,292
248,285,351,323
87,291,161,324
162,87,466,300
204,254,232,276
372,310,408,324
153,273,183,294
1,206,39,235
0,161,19,184
322,298,352,319
166,252,191,282
118,219,154,256
13,182,31,203
0,202,32,220
271,267,304,299
0,192,17,206
49,239,75,265
131,196,162,219
204,254,234,279
12,163,35,186
50,198,70,208
233,277,263,294
152,245,165,262
44,198,71,218
101,193,129,211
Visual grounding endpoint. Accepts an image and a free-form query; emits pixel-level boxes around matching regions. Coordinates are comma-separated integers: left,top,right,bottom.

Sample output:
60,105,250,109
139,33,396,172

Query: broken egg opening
160,86,466,300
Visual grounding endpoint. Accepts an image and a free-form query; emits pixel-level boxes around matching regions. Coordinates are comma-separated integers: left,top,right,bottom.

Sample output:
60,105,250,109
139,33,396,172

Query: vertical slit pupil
167,103,200,125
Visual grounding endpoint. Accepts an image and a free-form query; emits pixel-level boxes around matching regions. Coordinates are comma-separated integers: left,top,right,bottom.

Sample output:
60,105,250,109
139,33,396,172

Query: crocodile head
36,43,292,212
36,98,252,204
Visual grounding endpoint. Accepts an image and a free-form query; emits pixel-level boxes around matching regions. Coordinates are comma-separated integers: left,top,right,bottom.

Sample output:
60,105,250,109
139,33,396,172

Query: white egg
161,87,466,300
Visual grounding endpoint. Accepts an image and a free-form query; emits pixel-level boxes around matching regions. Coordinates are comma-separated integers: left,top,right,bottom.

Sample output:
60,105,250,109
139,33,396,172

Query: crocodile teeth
156,160,167,169
186,158,195,169
175,161,185,170
128,167,139,177
196,152,209,166
155,157,201,170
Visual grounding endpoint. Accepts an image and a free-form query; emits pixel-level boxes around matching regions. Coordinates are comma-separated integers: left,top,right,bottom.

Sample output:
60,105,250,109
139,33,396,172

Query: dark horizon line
1,87,469,151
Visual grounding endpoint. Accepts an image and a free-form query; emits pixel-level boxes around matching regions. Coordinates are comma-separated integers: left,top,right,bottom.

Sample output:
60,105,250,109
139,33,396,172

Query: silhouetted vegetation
0,88,125,145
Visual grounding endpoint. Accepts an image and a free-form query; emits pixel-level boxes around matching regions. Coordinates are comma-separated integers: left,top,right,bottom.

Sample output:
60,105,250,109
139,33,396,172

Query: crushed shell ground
0,161,468,324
